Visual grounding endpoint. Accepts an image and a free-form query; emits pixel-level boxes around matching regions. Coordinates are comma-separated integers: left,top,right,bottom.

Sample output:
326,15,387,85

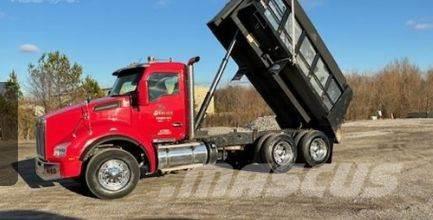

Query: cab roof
112,61,186,76
112,63,149,76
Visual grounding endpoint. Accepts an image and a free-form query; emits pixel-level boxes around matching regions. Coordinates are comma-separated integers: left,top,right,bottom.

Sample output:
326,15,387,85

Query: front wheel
84,148,140,200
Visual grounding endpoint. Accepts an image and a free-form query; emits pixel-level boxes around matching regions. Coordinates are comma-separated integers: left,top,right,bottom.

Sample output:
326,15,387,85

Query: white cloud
19,44,40,53
406,19,433,31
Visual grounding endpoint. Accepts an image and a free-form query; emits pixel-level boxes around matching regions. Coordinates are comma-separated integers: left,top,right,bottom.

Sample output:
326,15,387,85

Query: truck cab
36,60,210,199
115,61,190,143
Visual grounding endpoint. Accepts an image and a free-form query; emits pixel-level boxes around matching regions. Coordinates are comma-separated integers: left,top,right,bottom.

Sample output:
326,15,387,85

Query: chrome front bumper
35,158,61,181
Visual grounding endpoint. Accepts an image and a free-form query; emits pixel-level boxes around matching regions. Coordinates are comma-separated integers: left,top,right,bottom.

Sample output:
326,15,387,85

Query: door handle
172,122,183,127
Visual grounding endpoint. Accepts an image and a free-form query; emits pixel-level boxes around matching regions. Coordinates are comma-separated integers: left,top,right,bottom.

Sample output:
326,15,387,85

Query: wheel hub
97,159,131,191
310,138,328,162
272,141,294,166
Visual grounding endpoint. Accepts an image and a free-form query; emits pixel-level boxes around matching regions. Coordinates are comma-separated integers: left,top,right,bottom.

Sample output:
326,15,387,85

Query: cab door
141,66,187,143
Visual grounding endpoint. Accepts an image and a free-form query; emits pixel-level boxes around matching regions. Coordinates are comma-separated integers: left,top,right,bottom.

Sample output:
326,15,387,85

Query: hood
43,96,130,160
45,96,128,120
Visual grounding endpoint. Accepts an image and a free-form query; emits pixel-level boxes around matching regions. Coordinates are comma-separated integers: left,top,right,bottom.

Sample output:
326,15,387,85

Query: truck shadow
221,151,310,173
12,158,94,198
0,210,78,220
217,161,307,173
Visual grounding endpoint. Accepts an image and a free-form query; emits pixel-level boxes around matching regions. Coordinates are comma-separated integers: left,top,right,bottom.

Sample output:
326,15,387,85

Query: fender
80,134,157,173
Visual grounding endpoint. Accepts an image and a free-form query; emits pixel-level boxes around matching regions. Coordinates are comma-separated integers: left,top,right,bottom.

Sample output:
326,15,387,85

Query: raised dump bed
208,0,353,142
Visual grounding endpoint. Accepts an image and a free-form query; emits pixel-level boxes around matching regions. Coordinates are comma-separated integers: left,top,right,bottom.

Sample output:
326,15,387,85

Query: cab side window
148,73,179,102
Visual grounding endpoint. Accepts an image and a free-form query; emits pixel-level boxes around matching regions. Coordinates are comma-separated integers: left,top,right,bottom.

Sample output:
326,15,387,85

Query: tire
300,130,331,167
293,130,310,163
253,132,276,162
294,130,310,148
261,133,297,173
85,148,140,200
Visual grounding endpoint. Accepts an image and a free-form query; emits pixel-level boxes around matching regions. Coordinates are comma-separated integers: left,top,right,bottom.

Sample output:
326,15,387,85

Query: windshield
110,69,142,96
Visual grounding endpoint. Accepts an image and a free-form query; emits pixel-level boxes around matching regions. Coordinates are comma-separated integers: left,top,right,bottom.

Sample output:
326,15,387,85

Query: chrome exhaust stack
157,57,218,173
187,56,201,140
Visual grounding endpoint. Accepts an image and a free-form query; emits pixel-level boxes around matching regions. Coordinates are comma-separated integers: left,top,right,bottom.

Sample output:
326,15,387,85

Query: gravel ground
0,119,433,219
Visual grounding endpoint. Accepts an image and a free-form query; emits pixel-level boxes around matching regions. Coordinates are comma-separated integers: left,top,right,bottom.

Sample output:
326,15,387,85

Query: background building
194,86,215,115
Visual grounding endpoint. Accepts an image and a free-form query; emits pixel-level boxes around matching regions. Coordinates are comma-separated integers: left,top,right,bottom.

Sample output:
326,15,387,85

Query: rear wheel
300,130,331,167
261,133,297,173
294,130,310,149
253,132,275,162
294,130,310,163
85,148,140,200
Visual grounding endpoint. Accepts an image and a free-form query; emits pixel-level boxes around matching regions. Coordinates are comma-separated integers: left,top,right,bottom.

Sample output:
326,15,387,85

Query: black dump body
208,0,353,141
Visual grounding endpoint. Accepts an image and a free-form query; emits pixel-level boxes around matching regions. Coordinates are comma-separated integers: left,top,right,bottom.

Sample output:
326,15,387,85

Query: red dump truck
35,0,352,199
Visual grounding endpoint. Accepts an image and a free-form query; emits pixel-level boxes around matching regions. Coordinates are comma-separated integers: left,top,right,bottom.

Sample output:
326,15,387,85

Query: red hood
43,96,131,161
45,96,125,119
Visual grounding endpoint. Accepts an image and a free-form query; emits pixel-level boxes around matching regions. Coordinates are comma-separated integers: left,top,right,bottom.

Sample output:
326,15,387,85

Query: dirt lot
1,119,433,219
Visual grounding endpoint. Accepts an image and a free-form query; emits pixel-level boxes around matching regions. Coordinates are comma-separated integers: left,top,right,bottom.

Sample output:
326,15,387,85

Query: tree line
203,85,272,127
205,58,433,127
1,51,105,140
0,71,20,140
346,59,433,120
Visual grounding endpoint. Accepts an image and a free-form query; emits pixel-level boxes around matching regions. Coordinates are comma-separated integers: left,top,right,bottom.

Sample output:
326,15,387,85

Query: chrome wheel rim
309,138,328,162
272,141,294,166
97,159,131,191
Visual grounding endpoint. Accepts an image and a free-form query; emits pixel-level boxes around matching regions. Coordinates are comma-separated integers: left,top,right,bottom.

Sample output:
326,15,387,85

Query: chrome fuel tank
157,142,218,171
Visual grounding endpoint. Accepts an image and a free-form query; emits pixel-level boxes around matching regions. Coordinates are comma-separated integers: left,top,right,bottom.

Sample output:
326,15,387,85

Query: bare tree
204,85,272,127
425,69,433,111
347,58,426,120
28,51,83,112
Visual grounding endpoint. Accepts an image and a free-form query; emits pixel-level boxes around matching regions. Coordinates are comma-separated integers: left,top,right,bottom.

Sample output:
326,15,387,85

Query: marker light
53,142,70,158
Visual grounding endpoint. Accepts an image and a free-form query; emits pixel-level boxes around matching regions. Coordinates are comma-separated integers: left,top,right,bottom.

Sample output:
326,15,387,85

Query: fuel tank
157,142,218,171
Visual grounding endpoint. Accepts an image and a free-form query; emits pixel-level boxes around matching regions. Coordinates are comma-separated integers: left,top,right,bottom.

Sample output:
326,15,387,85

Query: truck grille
36,119,46,159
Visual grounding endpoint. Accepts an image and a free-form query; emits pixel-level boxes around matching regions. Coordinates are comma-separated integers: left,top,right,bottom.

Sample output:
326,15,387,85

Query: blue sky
1,0,433,89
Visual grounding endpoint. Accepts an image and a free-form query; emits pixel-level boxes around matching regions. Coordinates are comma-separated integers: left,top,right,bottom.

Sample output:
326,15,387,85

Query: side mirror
130,92,140,107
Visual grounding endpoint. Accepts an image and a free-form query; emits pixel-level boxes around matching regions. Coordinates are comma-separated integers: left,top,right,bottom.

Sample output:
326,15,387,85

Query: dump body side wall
208,0,353,140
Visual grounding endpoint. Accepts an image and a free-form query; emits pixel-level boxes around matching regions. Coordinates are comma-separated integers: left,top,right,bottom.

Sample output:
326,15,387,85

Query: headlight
53,142,70,158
